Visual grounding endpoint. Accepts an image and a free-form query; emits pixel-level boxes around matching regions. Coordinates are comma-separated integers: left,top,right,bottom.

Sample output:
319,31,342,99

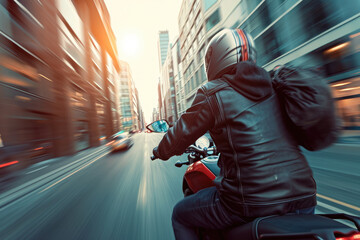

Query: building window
194,0,200,10
331,77,360,130
200,64,206,82
197,45,205,65
250,0,360,66
195,13,201,28
204,0,217,12
57,0,83,41
189,9,193,20
206,9,221,32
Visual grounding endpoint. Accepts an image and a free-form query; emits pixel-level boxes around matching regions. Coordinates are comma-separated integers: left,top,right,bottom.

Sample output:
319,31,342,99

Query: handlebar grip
151,155,157,160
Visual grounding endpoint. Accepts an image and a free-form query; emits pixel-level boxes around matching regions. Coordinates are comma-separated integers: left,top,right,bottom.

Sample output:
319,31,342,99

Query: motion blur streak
39,151,109,193
136,138,150,209
0,0,128,177
0,134,359,239
318,194,360,212
0,161,18,169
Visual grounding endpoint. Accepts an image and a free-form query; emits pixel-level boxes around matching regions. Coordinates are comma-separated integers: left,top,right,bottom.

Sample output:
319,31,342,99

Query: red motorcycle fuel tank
184,156,219,193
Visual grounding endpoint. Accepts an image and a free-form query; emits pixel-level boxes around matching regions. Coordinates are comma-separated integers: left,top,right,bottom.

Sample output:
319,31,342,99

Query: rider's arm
154,88,215,160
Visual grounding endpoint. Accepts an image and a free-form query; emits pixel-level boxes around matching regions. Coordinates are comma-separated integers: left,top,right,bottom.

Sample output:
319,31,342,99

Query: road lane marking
317,194,360,212
137,176,147,208
26,165,48,174
39,151,108,193
144,140,149,160
137,136,150,209
317,201,357,216
317,201,356,228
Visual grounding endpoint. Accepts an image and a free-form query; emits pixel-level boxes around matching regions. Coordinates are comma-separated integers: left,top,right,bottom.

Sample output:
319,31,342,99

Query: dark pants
172,187,315,240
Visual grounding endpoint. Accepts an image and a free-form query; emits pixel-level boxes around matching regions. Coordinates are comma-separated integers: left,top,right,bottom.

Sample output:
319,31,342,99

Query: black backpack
271,65,341,151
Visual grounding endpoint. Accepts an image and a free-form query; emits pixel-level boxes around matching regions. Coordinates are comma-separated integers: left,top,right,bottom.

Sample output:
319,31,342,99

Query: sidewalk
0,145,110,195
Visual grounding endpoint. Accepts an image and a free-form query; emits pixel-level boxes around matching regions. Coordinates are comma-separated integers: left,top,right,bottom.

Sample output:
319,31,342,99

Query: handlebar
151,146,215,162
186,145,215,154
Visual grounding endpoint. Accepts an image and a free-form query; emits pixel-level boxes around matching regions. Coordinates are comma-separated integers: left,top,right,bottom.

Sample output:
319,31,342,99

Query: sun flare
119,33,141,58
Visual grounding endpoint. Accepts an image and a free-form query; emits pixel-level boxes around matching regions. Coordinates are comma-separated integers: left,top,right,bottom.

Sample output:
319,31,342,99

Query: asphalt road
303,144,360,216
0,133,359,240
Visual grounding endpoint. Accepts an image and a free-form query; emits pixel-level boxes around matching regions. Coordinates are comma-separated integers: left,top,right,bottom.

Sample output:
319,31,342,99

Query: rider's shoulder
200,79,229,96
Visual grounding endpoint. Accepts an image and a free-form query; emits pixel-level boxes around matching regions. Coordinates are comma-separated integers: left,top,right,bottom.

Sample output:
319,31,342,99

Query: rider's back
202,61,317,217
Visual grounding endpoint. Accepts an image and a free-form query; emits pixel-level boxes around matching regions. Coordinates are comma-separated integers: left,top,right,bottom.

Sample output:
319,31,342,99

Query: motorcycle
147,120,360,240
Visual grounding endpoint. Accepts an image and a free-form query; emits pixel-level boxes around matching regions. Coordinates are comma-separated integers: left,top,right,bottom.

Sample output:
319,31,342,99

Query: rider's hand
153,147,160,160
153,147,169,161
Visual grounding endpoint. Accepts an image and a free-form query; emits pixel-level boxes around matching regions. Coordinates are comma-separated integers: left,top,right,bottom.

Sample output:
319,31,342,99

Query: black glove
152,146,169,161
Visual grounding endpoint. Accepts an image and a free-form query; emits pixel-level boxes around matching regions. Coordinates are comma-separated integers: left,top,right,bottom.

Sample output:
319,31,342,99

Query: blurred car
109,132,133,151
129,129,141,134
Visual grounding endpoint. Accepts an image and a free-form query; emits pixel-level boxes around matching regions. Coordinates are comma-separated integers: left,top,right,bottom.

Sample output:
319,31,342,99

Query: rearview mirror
146,120,170,133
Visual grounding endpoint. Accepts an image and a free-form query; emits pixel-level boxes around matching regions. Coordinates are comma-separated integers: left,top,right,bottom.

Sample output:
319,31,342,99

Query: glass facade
118,61,139,131
204,0,217,12
158,31,169,67
176,0,360,134
205,9,220,32
235,0,360,66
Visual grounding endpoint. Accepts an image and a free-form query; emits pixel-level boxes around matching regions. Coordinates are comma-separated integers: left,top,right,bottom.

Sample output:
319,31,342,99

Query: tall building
0,0,120,165
158,31,170,71
178,0,215,108
135,88,145,131
157,30,178,124
152,108,160,122
118,60,142,132
172,38,186,117
157,80,163,119
159,42,178,124
177,0,360,137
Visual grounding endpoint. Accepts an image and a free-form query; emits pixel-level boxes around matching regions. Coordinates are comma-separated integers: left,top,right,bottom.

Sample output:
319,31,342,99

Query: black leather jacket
156,62,317,217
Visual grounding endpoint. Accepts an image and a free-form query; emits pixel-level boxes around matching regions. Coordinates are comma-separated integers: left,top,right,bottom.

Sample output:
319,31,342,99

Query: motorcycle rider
153,28,317,240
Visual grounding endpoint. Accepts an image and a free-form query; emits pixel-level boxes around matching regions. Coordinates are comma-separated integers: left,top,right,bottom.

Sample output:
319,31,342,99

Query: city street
1,1,359,239
0,133,359,240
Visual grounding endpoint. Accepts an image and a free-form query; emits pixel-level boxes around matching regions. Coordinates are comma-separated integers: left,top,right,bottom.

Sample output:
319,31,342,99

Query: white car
110,132,133,151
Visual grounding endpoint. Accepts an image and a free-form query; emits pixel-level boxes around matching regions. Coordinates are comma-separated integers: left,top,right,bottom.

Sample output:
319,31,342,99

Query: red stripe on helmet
236,29,249,61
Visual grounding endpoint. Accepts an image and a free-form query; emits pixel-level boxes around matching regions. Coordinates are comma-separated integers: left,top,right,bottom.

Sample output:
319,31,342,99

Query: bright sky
105,0,182,124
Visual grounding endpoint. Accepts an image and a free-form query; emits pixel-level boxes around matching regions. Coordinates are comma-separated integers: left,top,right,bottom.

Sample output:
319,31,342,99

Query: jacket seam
216,92,246,204
201,86,218,126
202,80,229,96
208,96,219,126
215,92,226,124
206,82,229,95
